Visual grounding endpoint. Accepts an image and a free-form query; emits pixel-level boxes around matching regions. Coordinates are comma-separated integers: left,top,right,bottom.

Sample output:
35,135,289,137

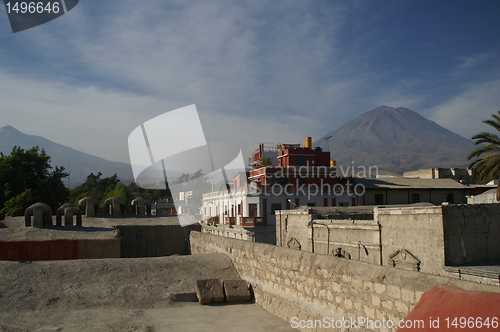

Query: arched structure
104,197,125,216
131,197,151,216
24,202,52,227
78,197,99,216
56,203,82,226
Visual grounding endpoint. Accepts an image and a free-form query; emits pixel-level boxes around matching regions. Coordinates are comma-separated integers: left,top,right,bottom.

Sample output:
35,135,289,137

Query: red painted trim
0,240,79,261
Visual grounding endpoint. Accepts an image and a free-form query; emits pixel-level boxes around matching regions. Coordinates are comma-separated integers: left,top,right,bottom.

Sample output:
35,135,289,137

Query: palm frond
485,111,500,130
469,111,500,183
470,132,500,146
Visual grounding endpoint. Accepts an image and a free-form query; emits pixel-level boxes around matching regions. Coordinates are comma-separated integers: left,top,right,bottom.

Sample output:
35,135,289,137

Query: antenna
325,135,332,152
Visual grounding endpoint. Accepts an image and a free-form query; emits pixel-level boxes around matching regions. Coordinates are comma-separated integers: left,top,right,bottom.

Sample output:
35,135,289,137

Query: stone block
374,283,386,294
387,285,401,299
401,288,415,302
394,300,409,313
195,279,224,304
372,294,380,307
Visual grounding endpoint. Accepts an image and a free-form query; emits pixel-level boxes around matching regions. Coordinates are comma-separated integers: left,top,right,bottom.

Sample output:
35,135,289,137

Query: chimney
305,137,312,149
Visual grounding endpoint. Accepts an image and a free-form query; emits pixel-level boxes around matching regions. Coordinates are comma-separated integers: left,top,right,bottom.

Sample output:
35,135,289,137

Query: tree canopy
0,146,69,217
69,172,171,207
468,111,500,199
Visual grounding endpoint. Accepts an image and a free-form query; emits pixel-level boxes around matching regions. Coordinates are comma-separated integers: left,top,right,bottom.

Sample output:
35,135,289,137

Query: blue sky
0,0,499,164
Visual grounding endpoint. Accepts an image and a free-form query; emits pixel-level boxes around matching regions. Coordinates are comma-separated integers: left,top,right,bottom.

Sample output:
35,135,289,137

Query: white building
201,139,359,244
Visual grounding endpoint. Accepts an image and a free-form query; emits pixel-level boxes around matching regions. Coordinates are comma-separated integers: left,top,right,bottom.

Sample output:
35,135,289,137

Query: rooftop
355,177,471,190
445,261,500,280
0,253,295,331
300,202,434,217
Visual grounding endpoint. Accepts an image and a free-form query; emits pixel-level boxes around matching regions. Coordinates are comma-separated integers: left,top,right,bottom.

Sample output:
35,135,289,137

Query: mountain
313,106,475,174
0,126,134,186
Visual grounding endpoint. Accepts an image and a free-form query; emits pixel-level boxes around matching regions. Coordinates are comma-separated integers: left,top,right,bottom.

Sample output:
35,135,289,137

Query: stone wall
276,208,313,251
442,204,500,265
117,224,200,258
190,231,500,332
201,224,276,244
277,204,500,284
378,204,500,280
277,208,381,265
403,168,473,184
377,205,445,275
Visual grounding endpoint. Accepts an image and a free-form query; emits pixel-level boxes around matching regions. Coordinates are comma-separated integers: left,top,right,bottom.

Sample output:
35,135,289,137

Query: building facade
201,138,359,244
356,177,472,205
277,203,500,285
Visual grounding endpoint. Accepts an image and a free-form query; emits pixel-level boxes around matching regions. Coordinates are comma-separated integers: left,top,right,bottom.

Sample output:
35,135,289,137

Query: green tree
69,172,120,205
468,111,500,199
0,146,69,217
69,173,172,209
260,157,271,167
102,183,129,205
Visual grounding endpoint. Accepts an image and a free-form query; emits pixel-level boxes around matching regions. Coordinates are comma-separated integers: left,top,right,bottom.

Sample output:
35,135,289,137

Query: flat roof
0,215,189,241
0,254,294,331
355,177,471,190
311,202,433,216
445,261,500,279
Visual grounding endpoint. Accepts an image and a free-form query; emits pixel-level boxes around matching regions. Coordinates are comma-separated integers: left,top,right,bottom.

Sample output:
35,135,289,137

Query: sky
0,0,499,165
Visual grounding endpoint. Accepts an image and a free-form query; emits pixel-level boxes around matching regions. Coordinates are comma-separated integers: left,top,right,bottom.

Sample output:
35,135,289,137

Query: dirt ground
0,253,294,331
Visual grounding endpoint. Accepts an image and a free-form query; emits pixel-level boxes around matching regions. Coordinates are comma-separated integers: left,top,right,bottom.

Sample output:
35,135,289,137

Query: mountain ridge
314,106,475,174
0,125,134,186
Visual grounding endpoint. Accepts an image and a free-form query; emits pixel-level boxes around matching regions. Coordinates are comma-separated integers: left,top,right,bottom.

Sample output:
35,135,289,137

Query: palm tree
468,111,500,200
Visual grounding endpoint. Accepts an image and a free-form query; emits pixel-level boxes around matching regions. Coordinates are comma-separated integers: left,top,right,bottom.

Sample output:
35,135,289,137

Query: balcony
224,216,236,225
242,216,266,227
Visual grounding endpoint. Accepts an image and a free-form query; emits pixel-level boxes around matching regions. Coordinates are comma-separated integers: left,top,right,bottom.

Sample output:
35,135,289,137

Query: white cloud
1,0,499,166
428,79,500,139
1,1,356,163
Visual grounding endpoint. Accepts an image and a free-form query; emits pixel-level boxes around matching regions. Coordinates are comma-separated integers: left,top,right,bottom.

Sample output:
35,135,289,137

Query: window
445,194,454,204
307,203,316,207
298,156,306,166
269,176,288,185
411,194,420,203
375,194,384,205
339,202,348,207
249,204,258,216
270,203,282,215
237,204,241,215
298,177,306,186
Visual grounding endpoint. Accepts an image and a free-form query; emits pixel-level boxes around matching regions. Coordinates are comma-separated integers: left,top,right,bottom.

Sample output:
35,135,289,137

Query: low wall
190,231,500,332
202,224,276,244
117,224,199,258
